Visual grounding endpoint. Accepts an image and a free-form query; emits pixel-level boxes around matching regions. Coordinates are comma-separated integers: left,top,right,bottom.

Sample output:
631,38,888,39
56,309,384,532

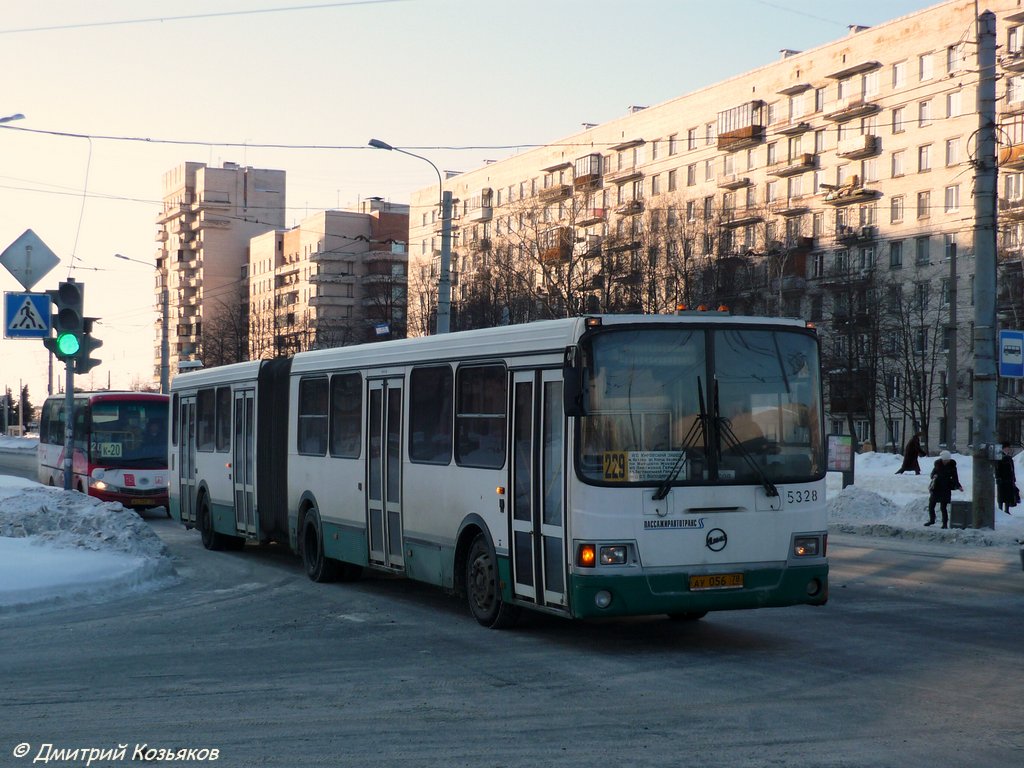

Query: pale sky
0,0,940,408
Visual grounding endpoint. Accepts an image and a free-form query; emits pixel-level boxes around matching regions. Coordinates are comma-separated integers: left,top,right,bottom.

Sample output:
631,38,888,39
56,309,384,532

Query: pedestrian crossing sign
4,291,51,339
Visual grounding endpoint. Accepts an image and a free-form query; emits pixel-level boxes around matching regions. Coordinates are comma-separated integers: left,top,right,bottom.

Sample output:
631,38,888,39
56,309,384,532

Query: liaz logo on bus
603,451,627,481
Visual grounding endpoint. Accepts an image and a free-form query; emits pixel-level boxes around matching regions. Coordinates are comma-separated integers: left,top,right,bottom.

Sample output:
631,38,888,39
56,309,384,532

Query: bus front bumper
568,563,829,619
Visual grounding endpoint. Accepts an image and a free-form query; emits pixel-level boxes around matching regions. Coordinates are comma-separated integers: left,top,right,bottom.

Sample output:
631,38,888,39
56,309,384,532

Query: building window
944,185,960,213
651,174,661,196
687,127,697,150
918,100,932,128
919,52,934,81
705,122,715,146
668,169,677,192
862,158,879,183
918,145,932,172
812,252,824,278
917,191,931,219
945,138,960,166
892,106,905,134
890,240,903,268
891,195,904,223
704,159,715,182
915,235,931,265
947,91,962,118
893,60,906,88
815,86,826,112
1009,75,1024,105
686,164,696,186
891,150,905,178
814,129,826,153
945,232,958,260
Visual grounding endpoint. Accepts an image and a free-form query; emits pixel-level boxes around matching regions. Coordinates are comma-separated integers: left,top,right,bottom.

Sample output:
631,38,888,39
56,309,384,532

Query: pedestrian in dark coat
995,442,1018,516
927,450,963,528
896,432,924,474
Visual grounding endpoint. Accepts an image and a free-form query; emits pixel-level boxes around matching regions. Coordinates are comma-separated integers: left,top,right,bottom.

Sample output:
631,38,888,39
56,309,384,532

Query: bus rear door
367,377,404,569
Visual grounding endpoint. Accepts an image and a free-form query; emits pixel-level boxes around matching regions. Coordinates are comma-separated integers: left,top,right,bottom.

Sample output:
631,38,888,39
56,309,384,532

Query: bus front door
510,370,567,609
367,377,404,570
179,396,197,526
232,389,256,537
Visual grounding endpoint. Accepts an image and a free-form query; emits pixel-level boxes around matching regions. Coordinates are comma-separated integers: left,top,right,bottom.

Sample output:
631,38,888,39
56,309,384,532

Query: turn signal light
577,543,596,567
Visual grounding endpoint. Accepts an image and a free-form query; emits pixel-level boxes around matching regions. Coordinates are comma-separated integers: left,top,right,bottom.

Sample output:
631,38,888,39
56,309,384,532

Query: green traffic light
56,332,81,356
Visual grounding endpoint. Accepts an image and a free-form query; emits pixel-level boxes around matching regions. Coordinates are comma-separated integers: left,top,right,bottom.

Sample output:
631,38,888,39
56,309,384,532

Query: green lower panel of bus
323,521,369,567
568,563,829,619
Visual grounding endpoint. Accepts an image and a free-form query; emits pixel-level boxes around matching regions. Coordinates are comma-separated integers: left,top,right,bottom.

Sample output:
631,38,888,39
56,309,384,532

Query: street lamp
115,253,169,393
0,113,25,125
368,138,452,334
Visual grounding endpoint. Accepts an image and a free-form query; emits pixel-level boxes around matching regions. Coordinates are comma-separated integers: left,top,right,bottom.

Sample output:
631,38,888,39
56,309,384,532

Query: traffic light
75,318,103,375
43,279,85,362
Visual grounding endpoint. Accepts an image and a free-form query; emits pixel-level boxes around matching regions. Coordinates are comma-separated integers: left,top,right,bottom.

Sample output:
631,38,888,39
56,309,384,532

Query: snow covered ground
1,434,1022,615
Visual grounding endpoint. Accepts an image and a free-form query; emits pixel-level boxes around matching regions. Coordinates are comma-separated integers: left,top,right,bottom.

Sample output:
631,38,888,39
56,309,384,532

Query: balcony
999,143,1024,170
191,192,231,212
769,196,812,216
1001,49,1024,73
574,154,602,187
614,199,644,216
835,224,878,244
824,96,881,123
768,153,817,177
604,166,643,184
718,174,751,190
156,203,188,224
822,177,882,206
577,207,607,226
718,125,766,152
776,120,812,136
540,227,572,263
720,209,764,228
464,204,492,222
1000,198,1024,219
538,184,572,202
837,134,880,159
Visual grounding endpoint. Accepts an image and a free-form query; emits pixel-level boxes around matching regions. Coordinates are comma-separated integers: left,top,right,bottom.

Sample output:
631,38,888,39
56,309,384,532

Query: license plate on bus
689,573,744,591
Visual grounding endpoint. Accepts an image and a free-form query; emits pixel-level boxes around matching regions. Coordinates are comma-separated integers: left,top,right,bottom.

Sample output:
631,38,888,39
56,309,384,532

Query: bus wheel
668,611,708,622
301,509,337,583
198,498,225,551
466,534,520,629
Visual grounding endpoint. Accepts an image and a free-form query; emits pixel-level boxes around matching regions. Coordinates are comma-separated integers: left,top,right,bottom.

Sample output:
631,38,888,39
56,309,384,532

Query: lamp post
0,113,25,125
115,253,169,393
368,138,452,334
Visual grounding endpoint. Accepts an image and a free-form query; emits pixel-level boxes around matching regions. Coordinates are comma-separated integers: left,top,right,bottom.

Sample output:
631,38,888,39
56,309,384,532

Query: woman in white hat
927,450,963,528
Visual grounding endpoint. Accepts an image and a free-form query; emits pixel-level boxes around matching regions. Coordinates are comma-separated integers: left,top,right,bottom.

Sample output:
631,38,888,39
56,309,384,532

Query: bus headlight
794,536,822,557
599,545,627,565
91,479,109,491
594,590,613,609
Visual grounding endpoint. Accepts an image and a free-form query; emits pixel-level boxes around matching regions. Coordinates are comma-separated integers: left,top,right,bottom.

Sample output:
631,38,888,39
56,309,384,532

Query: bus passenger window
215,386,232,452
297,377,328,456
409,366,453,464
329,373,362,458
196,389,216,452
455,365,507,469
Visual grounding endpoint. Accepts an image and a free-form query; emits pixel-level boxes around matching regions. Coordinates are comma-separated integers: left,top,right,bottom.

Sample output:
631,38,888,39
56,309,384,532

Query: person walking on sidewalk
995,441,1019,516
896,432,924,474
927,450,963,528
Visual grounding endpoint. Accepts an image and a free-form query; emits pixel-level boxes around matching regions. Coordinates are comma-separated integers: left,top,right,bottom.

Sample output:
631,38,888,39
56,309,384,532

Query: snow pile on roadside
0,434,38,453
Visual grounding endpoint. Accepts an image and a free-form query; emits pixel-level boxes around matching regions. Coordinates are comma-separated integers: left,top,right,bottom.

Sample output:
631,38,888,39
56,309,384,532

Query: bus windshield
89,399,169,469
577,326,823,486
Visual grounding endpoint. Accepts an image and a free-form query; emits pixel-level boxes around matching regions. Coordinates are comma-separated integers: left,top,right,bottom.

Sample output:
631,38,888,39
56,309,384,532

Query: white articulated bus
168,313,828,627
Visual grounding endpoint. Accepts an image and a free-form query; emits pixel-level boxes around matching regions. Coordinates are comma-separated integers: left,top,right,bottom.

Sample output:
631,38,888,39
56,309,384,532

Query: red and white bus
38,391,170,512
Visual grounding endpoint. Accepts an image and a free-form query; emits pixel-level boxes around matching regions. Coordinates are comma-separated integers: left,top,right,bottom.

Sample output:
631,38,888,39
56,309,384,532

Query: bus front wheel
466,534,520,629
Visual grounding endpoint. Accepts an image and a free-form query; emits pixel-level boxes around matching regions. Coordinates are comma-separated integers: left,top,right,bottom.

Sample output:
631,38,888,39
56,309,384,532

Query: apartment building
247,198,409,357
407,0,1024,454
155,162,286,373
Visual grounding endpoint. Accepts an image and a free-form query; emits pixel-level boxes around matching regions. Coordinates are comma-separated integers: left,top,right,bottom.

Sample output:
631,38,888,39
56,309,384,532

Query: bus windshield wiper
717,417,779,498
653,379,707,501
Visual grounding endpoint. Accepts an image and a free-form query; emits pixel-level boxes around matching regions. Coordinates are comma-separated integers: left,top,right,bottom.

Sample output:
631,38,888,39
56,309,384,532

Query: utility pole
947,243,957,453
437,190,453,334
972,10,997,529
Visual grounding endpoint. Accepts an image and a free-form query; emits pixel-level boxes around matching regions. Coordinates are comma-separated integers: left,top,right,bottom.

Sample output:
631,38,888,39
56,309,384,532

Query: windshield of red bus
88,400,169,469
576,326,824,487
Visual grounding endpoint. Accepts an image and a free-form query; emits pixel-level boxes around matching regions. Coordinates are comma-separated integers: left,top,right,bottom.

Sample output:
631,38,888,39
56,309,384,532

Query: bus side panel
257,357,292,546
322,521,369,566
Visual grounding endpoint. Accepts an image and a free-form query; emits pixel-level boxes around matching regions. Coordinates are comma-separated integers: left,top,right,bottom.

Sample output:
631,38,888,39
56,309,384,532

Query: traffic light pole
62,363,74,491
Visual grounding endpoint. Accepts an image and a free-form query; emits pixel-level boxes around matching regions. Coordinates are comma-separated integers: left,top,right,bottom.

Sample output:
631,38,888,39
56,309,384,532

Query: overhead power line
0,0,409,35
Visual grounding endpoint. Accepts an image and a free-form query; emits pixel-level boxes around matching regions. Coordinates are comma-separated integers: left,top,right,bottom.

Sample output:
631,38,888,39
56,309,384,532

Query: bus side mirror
563,345,586,417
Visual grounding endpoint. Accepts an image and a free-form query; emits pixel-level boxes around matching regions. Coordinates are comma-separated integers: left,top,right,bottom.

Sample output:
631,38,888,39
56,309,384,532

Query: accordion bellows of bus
169,314,828,628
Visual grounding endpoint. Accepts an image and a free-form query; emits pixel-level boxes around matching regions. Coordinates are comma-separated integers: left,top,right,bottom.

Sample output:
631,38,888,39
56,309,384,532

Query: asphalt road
1,498,1022,768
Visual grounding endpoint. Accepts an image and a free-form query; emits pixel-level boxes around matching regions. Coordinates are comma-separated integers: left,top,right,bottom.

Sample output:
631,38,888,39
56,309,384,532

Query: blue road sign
4,291,51,339
999,329,1024,379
